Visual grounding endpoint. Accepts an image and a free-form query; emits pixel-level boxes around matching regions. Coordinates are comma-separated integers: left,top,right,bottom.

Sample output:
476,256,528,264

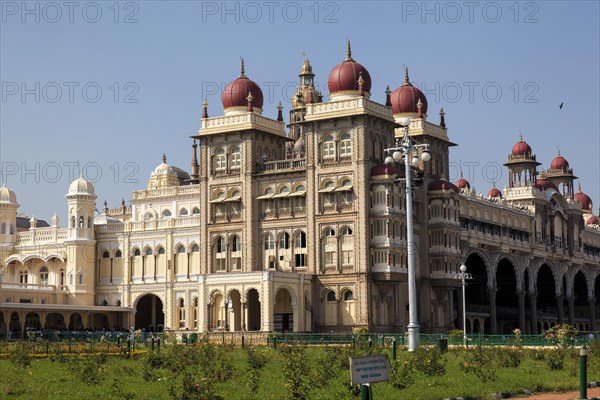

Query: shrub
545,324,578,347
281,346,310,400
411,347,446,376
546,348,566,370
9,345,32,368
390,359,414,390
494,347,524,368
246,347,269,395
459,346,497,382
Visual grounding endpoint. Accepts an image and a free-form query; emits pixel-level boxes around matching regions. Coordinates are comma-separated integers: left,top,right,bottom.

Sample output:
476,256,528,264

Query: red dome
535,178,559,192
511,138,532,156
390,67,428,115
428,179,459,193
587,215,599,225
455,177,470,189
550,155,569,170
371,165,401,177
488,187,502,198
574,186,593,211
328,42,371,96
222,60,263,111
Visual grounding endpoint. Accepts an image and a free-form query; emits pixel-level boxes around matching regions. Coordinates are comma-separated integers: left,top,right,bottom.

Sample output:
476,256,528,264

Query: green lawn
0,343,596,400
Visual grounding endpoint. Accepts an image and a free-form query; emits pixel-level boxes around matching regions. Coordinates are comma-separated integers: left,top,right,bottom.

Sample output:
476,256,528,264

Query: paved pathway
526,387,600,399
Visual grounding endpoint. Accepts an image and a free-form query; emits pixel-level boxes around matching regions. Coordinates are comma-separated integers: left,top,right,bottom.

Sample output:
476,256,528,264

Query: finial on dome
277,101,283,122
385,85,391,107
439,107,446,128
162,154,167,164
121,198,126,208
246,91,254,112
202,98,208,119
403,66,410,86
357,71,364,97
518,129,523,141
578,182,582,192
557,146,561,156
240,57,246,78
345,39,353,61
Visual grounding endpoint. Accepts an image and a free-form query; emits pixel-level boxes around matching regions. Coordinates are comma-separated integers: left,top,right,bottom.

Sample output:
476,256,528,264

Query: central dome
327,41,372,99
222,59,264,115
511,136,532,156
550,151,569,170
390,67,428,116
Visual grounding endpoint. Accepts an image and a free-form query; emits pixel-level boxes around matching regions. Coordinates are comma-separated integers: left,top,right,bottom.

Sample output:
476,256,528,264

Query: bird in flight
559,102,564,109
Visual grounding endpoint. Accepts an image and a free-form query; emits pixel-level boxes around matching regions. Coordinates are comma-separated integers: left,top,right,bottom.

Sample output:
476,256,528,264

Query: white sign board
349,354,390,385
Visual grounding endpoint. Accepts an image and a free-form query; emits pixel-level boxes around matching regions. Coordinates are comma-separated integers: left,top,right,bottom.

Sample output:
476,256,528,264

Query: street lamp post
457,264,472,346
384,118,431,352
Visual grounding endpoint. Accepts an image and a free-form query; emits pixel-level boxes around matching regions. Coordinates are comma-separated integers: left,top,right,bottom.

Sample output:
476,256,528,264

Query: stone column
589,299,596,331
556,295,564,324
489,287,497,334
517,291,526,332
568,297,575,326
243,302,248,331
529,292,538,334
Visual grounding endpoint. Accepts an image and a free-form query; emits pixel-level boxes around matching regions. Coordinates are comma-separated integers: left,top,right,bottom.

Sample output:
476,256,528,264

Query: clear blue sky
1,0,599,221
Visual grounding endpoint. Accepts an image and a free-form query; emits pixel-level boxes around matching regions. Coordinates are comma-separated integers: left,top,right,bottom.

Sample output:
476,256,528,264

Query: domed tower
545,148,577,198
65,176,97,303
574,183,593,214
221,58,264,116
289,56,323,141
148,154,180,189
0,183,19,246
503,134,540,188
390,66,428,121
327,40,372,100
66,176,96,240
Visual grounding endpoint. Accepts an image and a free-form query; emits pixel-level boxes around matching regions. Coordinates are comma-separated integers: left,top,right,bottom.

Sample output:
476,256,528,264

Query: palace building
1,42,599,337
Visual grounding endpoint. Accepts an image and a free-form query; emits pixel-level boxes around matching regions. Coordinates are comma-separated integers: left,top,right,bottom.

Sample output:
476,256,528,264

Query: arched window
19,270,28,285
279,232,290,249
1,223,5,234
78,274,84,285
295,231,307,248
342,290,355,325
180,208,188,216
325,228,335,237
340,133,352,156
115,250,122,258
264,233,274,250
79,216,84,227
103,251,110,258
39,266,49,285
162,209,172,218
134,248,141,256
216,236,226,253
158,247,166,255
231,146,241,169
338,179,353,204
215,148,226,170
59,269,65,287
193,297,199,328
144,212,154,221
177,245,186,254
191,244,200,253
325,290,337,325
9,224,15,234
179,298,186,328
322,180,336,206
231,235,241,252
293,185,306,208
145,248,153,256
322,135,335,159
278,187,291,210
192,207,200,215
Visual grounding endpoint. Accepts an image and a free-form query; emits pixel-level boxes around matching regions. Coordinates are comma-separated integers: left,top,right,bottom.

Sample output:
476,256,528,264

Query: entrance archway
69,313,83,330
0,313,5,339
274,287,294,332
536,264,557,326
246,289,261,331
45,313,65,329
93,313,109,329
464,253,489,333
135,294,165,332
573,271,589,323
25,312,41,330
496,258,518,333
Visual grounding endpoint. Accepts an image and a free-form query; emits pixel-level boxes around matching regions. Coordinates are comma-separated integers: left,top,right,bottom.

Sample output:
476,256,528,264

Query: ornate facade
1,43,599,337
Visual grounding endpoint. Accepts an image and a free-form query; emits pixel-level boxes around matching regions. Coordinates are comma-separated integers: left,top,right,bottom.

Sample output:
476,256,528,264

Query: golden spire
557,146,561,156
403,66,410,86
519,129,523,141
